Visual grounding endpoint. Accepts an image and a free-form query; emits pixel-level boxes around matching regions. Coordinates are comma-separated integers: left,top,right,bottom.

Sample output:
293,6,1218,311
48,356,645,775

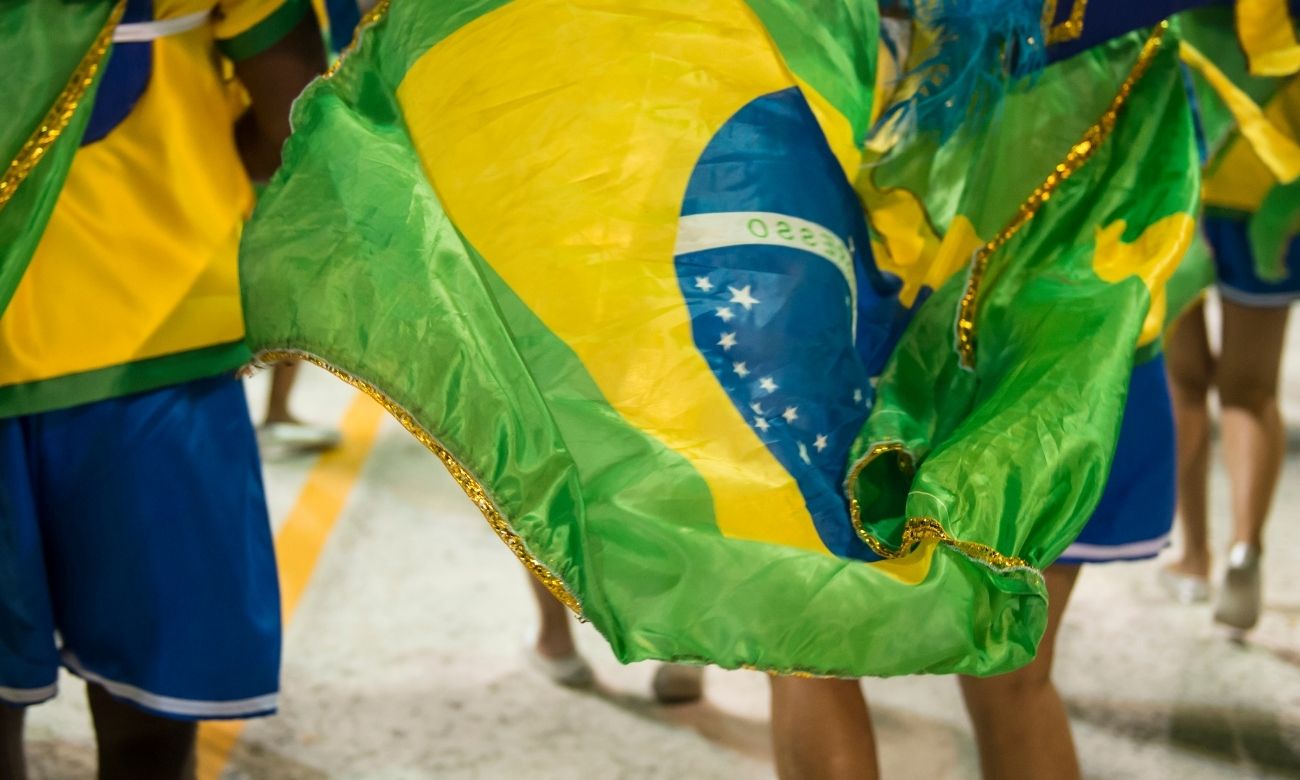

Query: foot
257,420,342,455
525,644,595,689
1166,553,1211,578
651,664,704,704
1214,543,1262,631
1158,565,1210,604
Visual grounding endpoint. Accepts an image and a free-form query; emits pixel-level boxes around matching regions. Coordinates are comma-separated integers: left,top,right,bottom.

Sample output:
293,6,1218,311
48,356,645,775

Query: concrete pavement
22,294,1300,779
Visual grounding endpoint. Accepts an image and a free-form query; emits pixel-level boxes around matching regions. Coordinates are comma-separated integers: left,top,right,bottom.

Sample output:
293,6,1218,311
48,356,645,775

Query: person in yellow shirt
0,2,323,777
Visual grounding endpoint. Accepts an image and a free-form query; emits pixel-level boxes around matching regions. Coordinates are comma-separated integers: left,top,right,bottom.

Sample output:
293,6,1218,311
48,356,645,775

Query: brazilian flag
241,1,1198,677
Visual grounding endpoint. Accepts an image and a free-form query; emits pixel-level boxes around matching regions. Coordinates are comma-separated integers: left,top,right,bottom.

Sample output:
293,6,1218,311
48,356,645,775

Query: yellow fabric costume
0,0,309,416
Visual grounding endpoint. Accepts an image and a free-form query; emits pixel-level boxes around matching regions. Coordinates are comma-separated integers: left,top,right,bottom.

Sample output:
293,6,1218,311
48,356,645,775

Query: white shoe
651,664,704,704
1214,543,1262,631
525,645,595,689
258,421,342,454
1158,566,1210,605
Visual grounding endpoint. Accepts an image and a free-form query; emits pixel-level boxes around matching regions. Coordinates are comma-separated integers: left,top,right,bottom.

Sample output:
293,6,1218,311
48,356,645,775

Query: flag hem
252,347,585,616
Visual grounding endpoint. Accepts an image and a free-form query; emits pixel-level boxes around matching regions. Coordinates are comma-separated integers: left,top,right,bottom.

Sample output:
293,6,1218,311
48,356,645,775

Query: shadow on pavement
581,682,772,764
1069,696,1300,776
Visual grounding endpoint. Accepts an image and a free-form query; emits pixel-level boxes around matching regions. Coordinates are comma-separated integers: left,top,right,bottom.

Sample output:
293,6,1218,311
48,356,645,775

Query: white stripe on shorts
1218,284,1300,308
1061,532,1171,562
0,681,58,705
62,652,277,719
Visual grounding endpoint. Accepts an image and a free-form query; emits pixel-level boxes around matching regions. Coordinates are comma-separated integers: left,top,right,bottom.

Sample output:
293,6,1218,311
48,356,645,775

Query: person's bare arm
232,13,326,181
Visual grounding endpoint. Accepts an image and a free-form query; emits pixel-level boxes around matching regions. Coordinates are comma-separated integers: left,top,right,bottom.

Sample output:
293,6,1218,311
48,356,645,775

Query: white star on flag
750,402,765,415
733,361,750,378
782,406,798,423
718,332,737,351
759,376,778,393
798,442,812,465
728,285,760,310
853,388,864,404
754,416,770,432
814,434,828,452
716,307,735,322
694,276,714,292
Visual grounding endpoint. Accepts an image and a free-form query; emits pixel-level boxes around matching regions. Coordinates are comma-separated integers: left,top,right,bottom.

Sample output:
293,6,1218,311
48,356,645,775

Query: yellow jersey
0,0,309,416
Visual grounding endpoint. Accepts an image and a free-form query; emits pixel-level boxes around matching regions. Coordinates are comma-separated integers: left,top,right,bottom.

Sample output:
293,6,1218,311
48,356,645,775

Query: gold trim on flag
0,1,125,213
1041,0,1088,46
325,0,390,78
255,349,584,615
956,22,1168,369
846,443,1037,573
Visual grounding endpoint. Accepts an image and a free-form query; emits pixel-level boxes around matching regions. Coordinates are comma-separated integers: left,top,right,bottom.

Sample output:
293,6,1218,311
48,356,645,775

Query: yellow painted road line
197,393,386,780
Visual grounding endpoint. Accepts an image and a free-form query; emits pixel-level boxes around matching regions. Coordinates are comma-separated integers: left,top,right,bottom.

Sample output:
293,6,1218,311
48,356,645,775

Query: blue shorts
1205,214,1300,307
0,375,280,720
1058,354,1176,565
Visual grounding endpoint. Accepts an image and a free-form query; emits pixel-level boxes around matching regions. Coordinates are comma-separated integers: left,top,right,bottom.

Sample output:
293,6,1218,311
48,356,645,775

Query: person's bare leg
528,575,576,660
1217,300,1289,550
264,362,300,425
88,683,196,780
769,676,878,780
525,575,594,687
959,564,1081,780
1213,300,1289,629
0,704,26,780
1165,300,1215,580
258,361,341,453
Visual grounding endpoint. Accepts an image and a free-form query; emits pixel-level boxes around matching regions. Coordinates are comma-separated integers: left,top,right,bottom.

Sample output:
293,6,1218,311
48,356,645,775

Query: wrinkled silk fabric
239,2,1197,677
1181,4,1300,282
0,2,117,316
854,29,1197,572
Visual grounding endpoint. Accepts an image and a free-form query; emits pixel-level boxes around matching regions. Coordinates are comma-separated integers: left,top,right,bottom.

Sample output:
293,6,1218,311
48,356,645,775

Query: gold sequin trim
256,349,583,615
324,0,389,78
1042,0,1088,45
846,442,1034,572
0,1,124,214
845,442,914,559
252,353,1042,677
954,22,1167,370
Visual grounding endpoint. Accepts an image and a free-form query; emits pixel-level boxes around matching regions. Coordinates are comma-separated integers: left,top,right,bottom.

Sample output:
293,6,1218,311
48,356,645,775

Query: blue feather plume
883,0,1047,140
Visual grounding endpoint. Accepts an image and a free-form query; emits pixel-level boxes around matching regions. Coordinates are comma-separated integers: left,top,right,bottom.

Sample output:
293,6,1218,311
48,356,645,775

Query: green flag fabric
1181,4,1300,284
0,1,120,317
852,26,1197,573
240,3,1198,677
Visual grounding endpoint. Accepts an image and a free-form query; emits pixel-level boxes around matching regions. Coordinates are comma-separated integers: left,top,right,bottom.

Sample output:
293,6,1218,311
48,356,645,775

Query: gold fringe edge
251,354,1048,679
324,0,390,78
846,442,1035,572
1042,0,1089,46
0,0,125,214
255,349,583,615
955,22,1168,370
